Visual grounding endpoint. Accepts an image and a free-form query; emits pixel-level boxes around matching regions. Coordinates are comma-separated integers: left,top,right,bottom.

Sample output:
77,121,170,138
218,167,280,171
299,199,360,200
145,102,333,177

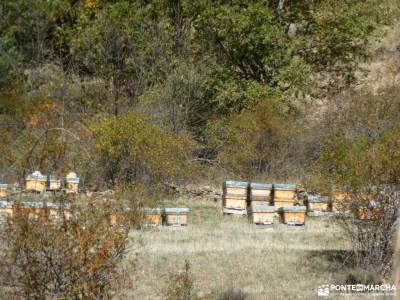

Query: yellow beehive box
223,181,248,198
247,205,275,225
48,176,61,191
164,208,189,226
273,183,297,200
0,184,8,198
331,190,351,212
280,206,307,225
223,196,247,210
305,195,330,212
25,171,47,192
249,183,272,199
65,172,80,193
143,208,162,226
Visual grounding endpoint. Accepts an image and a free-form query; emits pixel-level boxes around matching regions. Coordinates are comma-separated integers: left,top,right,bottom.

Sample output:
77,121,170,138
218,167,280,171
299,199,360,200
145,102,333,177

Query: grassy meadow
128,199,353,299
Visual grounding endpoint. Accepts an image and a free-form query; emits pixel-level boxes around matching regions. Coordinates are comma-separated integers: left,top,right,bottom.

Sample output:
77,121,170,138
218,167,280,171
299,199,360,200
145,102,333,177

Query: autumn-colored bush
207,100,304,180
0,196,142,299
90,110,197,188
311,87,400,275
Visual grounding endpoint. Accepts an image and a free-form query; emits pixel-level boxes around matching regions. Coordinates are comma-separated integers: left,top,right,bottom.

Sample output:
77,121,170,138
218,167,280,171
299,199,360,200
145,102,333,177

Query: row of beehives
0,201,189,227
109,208,190,227
305,191,391,221
0,200,71,224
0,171,80,196
222,181,299,210
222,181,306,225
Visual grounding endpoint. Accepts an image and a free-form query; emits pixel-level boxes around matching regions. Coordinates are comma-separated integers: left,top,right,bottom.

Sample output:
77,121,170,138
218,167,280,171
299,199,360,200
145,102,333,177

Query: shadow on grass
306,249,355,272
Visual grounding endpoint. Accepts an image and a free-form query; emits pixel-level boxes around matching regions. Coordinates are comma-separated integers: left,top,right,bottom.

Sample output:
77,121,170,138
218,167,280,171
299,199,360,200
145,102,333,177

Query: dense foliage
0,0,396,187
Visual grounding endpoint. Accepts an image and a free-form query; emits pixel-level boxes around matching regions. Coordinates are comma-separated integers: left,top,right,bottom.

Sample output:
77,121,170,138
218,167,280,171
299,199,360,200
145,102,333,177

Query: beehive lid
20,201,44,208
164,208,189,214
247,205,275,213
305,195,330,203
18,201,68,209
250,183,273,190
274,183,297,190
280,206,306,212
142,207,162,213
0,200,13,207
66,172,80,183
223,181,248,188
0,183,8,189
27,171,47,180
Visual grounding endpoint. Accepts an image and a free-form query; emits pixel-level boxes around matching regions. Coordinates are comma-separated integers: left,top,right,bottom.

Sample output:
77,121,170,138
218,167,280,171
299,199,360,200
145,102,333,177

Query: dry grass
126,199,353,299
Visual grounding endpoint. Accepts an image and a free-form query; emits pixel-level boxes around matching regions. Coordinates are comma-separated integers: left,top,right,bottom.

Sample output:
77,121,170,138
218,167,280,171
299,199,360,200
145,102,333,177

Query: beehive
305,195,330,212
273,183,297,200
26,171,47,192
222,181,248,211
223,181,248,197
331,190,351,212
48,176,61,191
65,172,80,193
0,200,13,223
164,208,189,226
249,183,272,206
280,206,307,225
0,184,8,198
143,208,162,226
247,205,275,225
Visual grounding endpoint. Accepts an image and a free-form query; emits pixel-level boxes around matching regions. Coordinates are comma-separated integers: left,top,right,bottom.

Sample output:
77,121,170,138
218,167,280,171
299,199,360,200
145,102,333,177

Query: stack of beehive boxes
248,183,272,206
273,184,297,209
222,181,248,214
247,183,275,225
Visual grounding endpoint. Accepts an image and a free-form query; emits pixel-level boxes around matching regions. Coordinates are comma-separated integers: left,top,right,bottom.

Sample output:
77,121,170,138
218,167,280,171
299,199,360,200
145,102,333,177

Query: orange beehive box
280,206,307,225
305,195,330,212
223,181,248,198
0,184,8,198
223,196,247,210
247,205,275,225
164,208,189,226
26,171,47,192
249,183,272,206
273,183,297,200
143,208,162,226
249,183,272,199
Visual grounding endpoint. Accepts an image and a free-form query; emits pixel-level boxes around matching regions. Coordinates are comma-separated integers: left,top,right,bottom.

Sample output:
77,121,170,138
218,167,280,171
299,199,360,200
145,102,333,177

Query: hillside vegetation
0,0,398,188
